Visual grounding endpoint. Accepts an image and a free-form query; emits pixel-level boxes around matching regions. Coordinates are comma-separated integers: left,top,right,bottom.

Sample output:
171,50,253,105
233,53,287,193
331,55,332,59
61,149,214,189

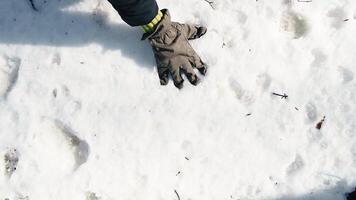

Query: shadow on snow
0,0,155,68
268,184,356,200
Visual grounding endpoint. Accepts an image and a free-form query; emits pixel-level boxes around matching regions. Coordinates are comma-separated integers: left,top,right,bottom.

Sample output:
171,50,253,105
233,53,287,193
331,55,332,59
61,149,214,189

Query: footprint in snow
52,53,61,66
54,120,90,169
92,2,109,27
235,10,248,25
86,192,100,200
256,73,272,91
0,56,21,99
345,122,356,138
4,148,19,178
34,119,90,172
14,194,29,200
282,0,292,7
305,102,318,123
246,185,262,197
307,128,324,144
60,85,70,97
280,11,308,39
338,66,354,84
352,146,356,164
286,154,304,176
229,79,255,106
52,85,82,114
311,49,327,68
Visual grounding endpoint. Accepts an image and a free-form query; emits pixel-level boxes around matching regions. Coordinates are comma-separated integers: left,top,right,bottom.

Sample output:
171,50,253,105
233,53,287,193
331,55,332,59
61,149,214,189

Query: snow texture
0,0,356,199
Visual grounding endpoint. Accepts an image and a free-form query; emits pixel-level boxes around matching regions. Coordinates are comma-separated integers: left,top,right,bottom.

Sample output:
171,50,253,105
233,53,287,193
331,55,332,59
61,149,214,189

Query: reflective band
141,11,163,33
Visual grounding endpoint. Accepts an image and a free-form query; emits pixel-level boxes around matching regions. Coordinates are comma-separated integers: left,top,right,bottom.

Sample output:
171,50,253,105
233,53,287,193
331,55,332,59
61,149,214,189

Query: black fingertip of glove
347,188,356,200
188,75,200,86
160,78,169,85
191,77,200,86
197,27,207,38
174,80,184,89
198,65,207,76
159,70,169,85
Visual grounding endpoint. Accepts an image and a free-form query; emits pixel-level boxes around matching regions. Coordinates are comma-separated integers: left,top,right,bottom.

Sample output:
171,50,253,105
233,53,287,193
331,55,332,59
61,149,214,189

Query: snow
0,0,356,199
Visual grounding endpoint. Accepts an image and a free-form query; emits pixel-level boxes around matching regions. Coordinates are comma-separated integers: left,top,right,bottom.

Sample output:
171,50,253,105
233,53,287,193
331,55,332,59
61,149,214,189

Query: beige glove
142,9,207,89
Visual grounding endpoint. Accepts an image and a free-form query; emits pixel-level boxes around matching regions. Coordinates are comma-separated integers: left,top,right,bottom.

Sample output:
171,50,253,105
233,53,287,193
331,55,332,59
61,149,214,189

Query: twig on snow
316,116,326,130
203,0,215,9
28,0,38,11
297,0,312,2
174,190,181,200
272,92,288,99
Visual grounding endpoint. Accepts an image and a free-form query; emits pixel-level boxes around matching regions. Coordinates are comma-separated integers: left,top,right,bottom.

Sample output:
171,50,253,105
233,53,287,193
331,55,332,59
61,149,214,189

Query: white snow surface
0,0,356,199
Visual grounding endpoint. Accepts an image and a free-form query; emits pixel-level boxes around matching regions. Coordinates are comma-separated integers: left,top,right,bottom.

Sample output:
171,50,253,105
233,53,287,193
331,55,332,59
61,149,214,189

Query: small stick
174,190,181,200
185,157,189,160
272,92,288,99
316,116,326,130
204,0,215,9
29,0,38,11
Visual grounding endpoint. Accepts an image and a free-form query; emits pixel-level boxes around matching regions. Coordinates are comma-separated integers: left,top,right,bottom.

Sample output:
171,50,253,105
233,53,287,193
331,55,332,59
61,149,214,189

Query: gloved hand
142,9,207,89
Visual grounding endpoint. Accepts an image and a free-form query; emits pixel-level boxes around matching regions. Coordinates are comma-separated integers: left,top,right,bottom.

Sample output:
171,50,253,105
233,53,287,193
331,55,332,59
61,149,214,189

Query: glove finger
196,63,208,76
188,52,208,76
157,66,169,85
182,62,200,86
190,26,207,40
170,65,184,89
173,23,207,40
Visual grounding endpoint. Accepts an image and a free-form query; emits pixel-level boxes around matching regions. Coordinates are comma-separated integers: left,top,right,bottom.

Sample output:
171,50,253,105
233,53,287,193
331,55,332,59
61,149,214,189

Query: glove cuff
141,10,163,33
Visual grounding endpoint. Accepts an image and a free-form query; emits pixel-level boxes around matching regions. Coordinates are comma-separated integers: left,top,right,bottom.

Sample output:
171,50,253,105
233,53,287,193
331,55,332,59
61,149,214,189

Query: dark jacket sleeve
107,0,159,26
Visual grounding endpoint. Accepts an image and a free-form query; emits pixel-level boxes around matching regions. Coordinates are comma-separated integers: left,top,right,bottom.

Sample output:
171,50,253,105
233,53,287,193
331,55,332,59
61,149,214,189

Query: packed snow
0,0,356,199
